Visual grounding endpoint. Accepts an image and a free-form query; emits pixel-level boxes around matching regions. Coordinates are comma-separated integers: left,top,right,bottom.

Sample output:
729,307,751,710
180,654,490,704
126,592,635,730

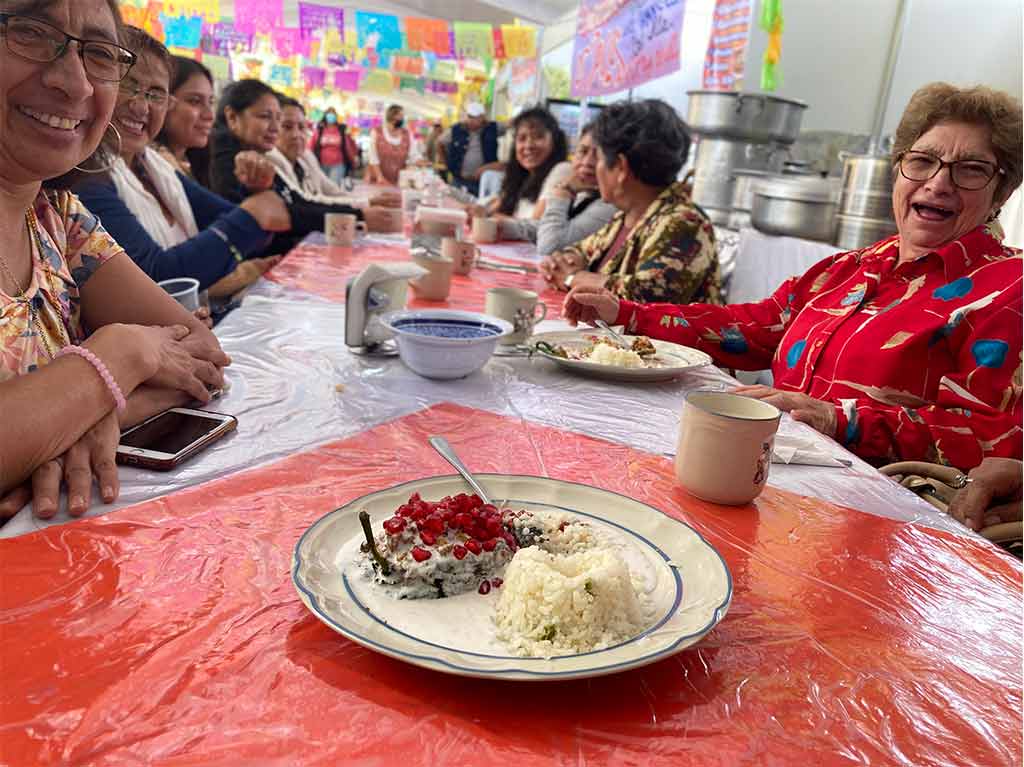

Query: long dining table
1,220,1021,766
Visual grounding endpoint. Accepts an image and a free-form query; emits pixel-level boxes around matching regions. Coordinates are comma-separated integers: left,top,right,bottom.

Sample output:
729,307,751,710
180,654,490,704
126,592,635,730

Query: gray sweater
500,195,617,256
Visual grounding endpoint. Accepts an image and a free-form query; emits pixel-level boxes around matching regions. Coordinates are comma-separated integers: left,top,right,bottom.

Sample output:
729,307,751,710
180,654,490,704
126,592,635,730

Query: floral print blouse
616,221,1022,470
0,190,123,379
561,181,722,306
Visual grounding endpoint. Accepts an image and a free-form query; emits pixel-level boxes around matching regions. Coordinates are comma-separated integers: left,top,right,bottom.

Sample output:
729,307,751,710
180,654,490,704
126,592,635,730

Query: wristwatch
563,273,576,289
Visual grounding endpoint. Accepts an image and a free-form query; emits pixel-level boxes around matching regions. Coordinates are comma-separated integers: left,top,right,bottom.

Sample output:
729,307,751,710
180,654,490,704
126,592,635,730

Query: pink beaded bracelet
57,345,127,413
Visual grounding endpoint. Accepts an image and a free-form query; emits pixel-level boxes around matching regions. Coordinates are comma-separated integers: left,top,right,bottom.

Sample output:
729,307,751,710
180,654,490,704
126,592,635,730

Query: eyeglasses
119,80,171,107
0,13,135,82
897,150,1004,191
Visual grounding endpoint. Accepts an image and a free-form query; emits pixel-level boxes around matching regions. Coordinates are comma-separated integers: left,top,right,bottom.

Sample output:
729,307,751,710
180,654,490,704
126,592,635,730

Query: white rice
494,546,648,658
586,343,644,368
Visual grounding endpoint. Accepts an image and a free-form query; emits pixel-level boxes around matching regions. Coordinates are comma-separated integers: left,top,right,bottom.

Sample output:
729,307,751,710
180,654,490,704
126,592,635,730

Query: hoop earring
73,123,123,174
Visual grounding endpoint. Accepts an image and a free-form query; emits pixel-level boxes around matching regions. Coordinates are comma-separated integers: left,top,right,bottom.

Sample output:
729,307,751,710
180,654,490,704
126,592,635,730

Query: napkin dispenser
345,262,427,355
414,206,466,238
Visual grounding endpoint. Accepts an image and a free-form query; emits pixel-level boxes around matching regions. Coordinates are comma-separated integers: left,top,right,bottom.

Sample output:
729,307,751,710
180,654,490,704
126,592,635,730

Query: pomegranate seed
464,540,482,555
383,518,405,535
410,546,431,562
409,492,421,503
420,530,436,546
491,578,503,588
469,495,483,508
397,504,413,518
452,545,467,560
427,516,445,534
482,539,497,552
478,580,491,595
485,518,502,536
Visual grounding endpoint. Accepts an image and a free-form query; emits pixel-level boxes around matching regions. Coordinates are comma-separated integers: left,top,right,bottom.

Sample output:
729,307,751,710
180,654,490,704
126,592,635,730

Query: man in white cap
438,102,505,196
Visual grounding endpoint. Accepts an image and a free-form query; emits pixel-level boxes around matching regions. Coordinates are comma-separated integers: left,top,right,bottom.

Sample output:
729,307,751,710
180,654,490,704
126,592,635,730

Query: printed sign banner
571,0,685,97
453,21,494,59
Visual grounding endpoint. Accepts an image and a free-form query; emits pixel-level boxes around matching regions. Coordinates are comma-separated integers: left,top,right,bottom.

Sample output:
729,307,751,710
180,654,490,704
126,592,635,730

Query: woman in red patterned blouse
564,83,1022,470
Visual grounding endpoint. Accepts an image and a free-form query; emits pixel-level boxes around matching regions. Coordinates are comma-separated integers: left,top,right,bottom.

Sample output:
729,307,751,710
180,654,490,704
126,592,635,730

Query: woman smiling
0,0,230,521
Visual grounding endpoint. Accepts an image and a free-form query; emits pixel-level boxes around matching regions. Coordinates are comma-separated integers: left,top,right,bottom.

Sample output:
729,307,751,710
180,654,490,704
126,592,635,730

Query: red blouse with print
616,222,1022,469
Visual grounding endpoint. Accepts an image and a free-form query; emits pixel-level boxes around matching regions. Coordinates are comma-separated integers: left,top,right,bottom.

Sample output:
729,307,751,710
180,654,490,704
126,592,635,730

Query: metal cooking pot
686,90,808,144
730,169,776,213
834,214,897,250
751,176,839,242
838,152,895,220
690,138,786,212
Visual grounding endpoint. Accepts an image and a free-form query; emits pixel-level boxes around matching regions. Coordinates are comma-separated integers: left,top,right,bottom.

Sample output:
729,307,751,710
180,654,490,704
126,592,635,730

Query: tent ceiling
218,1,579,27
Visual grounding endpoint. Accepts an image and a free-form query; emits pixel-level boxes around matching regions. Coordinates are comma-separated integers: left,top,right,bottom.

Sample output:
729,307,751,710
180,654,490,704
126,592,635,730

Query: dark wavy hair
496,106,568,215
157,56,213,185
42,0,126,189
592,99,691,188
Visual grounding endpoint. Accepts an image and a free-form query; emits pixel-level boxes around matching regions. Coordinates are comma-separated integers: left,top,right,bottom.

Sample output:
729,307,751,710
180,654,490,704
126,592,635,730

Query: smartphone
116,408,237,471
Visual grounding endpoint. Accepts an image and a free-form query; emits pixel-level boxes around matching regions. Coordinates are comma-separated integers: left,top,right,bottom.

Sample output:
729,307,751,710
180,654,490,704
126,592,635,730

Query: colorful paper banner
161,14,203,49
302,66,326,89
334,69,362,92
702,0,751,90
399,74,425,95
431,60,458,83
571,0,685,97
162,0,220,22
500,25,537,59
233,0,283,34
119,1,165,41
404,17,451,55
362,69,395,94
453,21,494,59
297,2,344,40
271,26,308,58
202,23,252,55
203,53,230,80
355,12,402,53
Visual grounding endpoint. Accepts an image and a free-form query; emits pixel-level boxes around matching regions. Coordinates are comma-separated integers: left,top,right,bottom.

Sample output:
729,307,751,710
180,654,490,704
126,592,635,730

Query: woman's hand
234,151,276,191
128,324,224,403
564,271,606,292
948,458,1023,532
240,191,291,232
194,305,213,329
0,410,121,520
208,256,282,299
540,251,585,290
732,385,838,438
369,190,401,208
562,286,620,327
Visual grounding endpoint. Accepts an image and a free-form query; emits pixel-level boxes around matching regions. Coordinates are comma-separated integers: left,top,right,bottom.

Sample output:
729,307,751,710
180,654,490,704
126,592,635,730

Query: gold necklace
0,207,68,360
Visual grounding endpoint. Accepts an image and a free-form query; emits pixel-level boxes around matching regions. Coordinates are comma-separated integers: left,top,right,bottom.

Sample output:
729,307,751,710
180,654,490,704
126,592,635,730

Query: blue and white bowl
381,309,513,379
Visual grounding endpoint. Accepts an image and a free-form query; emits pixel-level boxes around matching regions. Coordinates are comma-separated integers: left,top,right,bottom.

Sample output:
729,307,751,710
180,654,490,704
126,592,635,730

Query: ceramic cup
158,277,200,312
375,207,404,234
419,219,459,238
484,287,547,345
410,253,454,301
325,212,364,246
674,391,781,506
442,237,478,275
471,216,499,243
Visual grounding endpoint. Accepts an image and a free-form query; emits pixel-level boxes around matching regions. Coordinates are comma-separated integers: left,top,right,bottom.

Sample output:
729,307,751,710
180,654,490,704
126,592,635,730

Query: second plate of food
292,474,732,681
531,330,712,382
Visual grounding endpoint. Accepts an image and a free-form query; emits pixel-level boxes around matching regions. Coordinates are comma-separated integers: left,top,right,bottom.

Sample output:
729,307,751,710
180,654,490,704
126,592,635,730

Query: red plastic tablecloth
2,404,1020,766
263,241,564,312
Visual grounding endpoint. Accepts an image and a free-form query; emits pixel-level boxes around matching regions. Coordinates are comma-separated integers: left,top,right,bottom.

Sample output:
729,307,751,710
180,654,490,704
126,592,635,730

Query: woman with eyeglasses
75,28,289,299
566,83,1023,471
0,1,231,522
154,56,215,187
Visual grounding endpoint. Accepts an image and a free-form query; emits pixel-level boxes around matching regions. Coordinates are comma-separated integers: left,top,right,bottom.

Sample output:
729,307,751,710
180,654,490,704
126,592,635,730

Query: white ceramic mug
325,212,365,246
410,253,454,301
375,207,404,233
442,237,478,275
484,287,547,345
158,277,200,312
674,391,781,506
471,216,499,243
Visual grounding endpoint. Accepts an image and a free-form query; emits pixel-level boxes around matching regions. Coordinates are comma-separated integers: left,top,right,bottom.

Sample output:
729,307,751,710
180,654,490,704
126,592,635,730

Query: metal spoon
595,319,630,347
428,436,493,505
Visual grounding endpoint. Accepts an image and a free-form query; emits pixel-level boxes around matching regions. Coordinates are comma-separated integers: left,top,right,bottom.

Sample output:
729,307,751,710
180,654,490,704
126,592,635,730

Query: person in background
423,122,444,169
154,56,213,187
271,98,399,209
542,99,720,306
565,83,1022,471
76,28,288,297
500,123,616,256
310,106,355,184
365,104,421,185
0,0,229,521
438,102,504,196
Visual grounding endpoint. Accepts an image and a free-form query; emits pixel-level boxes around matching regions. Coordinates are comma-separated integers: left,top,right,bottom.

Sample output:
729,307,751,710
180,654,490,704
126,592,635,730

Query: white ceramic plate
292,474,732,681
531,331,712,382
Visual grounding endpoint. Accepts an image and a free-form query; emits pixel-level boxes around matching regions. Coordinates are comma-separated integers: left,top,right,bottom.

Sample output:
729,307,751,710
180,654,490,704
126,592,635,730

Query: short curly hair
592,99,691,188
892,83,1022,203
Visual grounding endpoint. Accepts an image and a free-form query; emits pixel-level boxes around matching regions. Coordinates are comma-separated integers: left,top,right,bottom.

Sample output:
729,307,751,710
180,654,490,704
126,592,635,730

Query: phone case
117,414,237,471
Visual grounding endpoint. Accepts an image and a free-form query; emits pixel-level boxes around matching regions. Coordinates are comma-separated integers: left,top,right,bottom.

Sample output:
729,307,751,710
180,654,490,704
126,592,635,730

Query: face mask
393,118,405,129
325,113,337,125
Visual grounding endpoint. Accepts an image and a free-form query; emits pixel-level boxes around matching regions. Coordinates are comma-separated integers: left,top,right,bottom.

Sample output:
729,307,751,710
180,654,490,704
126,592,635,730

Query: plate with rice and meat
530,330,712,382
292,475,732,681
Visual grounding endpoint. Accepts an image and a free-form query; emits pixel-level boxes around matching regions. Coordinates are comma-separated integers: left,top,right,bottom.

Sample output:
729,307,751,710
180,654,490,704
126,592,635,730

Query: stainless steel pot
686,90,808,144
834,214,897,250
751,176,839,242
690,139,786,212
838,152,895,220
730,169,776,213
